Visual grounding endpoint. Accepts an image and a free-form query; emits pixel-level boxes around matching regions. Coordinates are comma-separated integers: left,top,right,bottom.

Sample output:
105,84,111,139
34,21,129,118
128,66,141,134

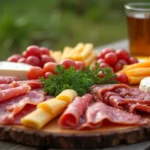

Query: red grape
41,55,55,67
116,49,130,61
116,72,128,84
44,72,53,79
113,62,123,72
7,54,22,62
18,57,26,63
129,57,139,64
96,52,104,60
99,62,110,68
101,48,116,58
60,59,76,69
97,58,105,64
24,45,41,59
26,56,41,66
40,47,50,56
75,61,85,70
104,52,118,65
118,59,127,66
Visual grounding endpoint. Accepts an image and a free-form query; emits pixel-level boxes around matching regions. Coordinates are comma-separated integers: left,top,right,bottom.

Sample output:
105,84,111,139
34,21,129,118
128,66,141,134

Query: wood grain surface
0,117,150,149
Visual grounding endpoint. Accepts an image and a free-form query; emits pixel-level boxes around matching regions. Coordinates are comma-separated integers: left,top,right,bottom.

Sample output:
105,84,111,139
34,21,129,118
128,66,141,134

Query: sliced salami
59,94,93,128
79,102,148,129
0,76,20,84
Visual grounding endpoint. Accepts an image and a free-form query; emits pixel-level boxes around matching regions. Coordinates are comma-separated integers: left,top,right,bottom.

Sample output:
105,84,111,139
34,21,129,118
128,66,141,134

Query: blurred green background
0,0,148,60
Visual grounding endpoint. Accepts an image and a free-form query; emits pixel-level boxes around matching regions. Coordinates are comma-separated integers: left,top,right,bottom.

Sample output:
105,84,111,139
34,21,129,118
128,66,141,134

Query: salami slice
0,90,45,124
0,84,31,102
59,94,93,128
0,76,20,84
79,102,148,129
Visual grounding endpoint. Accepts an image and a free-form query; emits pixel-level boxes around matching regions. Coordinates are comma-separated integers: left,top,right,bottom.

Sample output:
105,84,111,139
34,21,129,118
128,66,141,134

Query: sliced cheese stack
139,77,150,92
21,89,78,129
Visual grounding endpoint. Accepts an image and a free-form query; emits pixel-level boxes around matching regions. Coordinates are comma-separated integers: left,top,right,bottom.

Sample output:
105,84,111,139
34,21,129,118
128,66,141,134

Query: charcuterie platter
1,43,150,149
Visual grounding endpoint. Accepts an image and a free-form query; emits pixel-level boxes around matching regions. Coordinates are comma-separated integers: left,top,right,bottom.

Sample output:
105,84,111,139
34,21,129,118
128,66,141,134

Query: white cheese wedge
0,61,32,80
139,77,150,92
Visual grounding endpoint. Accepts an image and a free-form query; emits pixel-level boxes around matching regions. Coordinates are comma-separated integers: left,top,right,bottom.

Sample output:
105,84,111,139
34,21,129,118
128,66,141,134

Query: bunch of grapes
7,45,56,67
96,48,138,72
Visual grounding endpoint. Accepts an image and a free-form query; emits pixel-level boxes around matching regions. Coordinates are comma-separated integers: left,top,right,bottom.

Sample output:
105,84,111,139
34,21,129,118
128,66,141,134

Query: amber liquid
127,14,150,56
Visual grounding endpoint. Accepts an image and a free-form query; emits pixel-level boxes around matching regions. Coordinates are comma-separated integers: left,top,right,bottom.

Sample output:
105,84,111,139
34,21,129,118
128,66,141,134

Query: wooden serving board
0,117,150,149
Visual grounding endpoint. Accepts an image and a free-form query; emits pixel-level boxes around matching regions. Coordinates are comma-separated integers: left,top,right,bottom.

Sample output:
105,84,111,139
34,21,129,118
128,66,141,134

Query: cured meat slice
16,80,43,89
0,90,45,124
90,84,130,101
0,76,20,84
0,84,31,102
79,102,148,129
0,83,14,90
59,94,93,128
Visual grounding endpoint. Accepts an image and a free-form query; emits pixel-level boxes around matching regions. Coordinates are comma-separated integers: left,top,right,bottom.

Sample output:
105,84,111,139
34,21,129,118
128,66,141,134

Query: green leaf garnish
40,63,117,96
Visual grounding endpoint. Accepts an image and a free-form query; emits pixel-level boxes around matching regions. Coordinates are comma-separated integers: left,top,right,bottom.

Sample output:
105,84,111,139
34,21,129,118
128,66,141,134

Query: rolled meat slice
0,84,31,102
79,102,148,129
0,76,20,84
59,94,93,128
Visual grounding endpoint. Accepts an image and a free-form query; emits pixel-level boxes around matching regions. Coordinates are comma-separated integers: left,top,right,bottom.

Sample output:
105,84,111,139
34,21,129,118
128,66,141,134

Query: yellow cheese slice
56,89,78,103
37,98,68,114
21,108,53,129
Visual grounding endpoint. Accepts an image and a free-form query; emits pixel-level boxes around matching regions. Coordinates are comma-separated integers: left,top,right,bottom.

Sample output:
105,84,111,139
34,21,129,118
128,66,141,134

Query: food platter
0,116,149,149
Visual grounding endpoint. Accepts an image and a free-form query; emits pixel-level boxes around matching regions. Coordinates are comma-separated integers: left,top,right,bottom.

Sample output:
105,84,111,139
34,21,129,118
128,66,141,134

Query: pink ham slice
0,76,20,84
0,90,45,124
0,84,31,102
59,94,93,128
79,102,148,130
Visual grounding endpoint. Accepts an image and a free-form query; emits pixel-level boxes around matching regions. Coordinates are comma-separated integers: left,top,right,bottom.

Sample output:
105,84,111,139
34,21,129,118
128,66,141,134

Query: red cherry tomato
104,52,118,65
116,49,130,61
26,66,44,80
43,62,57,74
101,48,116,58
44,72,53,79
97,58,105,64
18,57,26,63
75,61,85,70
24,45,41,59
99,62,110,68
41,55,55,67
60,59,76,69
40,47,50,56
7,54,22,62
26,56,41,66
116,72,128,84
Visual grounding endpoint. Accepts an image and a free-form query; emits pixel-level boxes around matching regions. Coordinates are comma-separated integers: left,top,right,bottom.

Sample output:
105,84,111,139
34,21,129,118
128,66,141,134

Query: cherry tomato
113,62,123,72
75,61,85,70
18,57,26,63
101,48,116,58
44,72,53,79
26,66,44,80
43,62,57,74
116,72,128,84
40,47,50,56
7,54,22,62
24,45,41,59
116,49,130,61
129,57,138,64
104,52,118,65
26,56,41,66
41,55,55,67
60,59,76,69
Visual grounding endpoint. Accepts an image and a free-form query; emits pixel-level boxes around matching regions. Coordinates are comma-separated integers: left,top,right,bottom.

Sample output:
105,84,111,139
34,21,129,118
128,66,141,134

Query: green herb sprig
40,63,117,96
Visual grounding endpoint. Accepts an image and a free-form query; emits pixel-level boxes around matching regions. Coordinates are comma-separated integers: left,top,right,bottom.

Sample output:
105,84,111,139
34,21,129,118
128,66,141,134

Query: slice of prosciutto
59,94,93,128
79,102,148,130
0,76,20,84
0,90,45,124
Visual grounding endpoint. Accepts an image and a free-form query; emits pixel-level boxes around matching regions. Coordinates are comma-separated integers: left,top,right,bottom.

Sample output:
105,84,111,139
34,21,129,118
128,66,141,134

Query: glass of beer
125,3,150,56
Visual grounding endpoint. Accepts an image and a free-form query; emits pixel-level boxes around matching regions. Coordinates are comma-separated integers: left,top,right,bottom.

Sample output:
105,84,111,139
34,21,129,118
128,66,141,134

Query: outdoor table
0,39,150,150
